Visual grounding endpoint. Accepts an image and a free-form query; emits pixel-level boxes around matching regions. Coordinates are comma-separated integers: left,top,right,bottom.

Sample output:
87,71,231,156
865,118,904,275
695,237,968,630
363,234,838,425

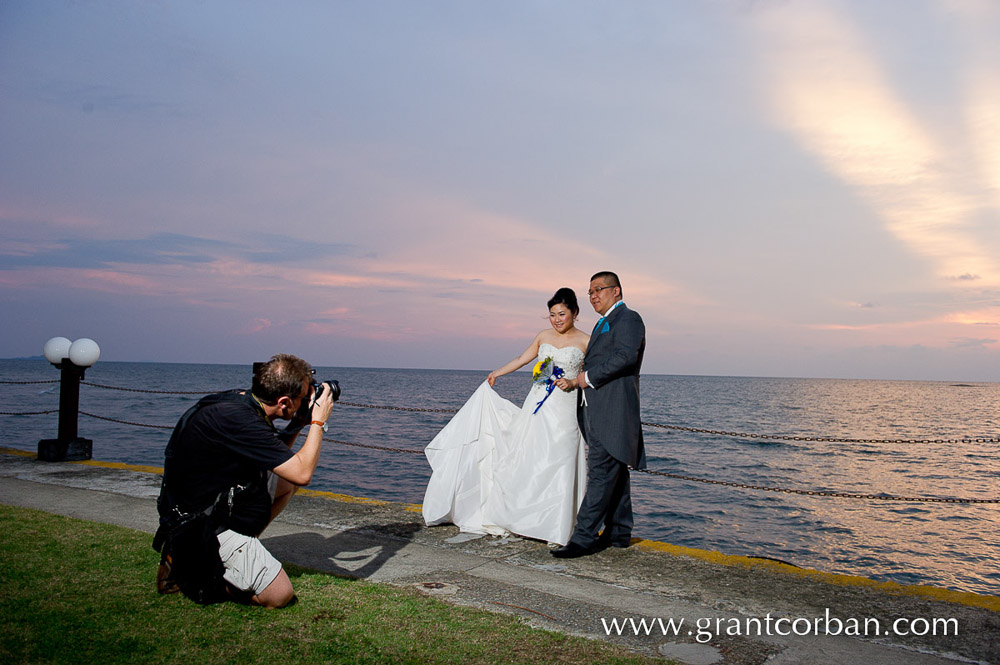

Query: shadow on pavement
264,522,421,580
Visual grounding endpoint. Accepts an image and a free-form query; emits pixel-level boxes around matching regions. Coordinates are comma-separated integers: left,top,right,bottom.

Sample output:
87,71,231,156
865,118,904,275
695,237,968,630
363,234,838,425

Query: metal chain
326,438,424,455
80,381,210,395
0,409,59,416
73,411,430,454
634,467,1000,504
337,400,459,414
79,411,174,429
0,380,59,385
642,421,1000,445
74,412,428,453
335,401,1000,445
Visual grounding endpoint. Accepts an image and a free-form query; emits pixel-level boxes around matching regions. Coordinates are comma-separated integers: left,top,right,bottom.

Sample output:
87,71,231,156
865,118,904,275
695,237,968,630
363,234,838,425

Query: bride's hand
487,371,497,387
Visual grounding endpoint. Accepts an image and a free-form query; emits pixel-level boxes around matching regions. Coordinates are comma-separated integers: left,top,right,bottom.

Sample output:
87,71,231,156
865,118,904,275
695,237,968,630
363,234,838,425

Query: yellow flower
532,357,551,381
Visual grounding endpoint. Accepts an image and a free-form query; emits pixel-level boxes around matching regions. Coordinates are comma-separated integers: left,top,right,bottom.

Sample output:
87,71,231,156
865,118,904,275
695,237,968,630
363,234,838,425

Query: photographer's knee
254,569,295,609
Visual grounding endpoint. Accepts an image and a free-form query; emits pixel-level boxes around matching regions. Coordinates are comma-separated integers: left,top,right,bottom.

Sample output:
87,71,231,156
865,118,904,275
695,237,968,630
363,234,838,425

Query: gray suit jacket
578,302,646,468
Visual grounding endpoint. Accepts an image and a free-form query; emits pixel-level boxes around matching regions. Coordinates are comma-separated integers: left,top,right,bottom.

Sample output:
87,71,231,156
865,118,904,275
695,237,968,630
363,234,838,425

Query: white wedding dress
422,343,588,546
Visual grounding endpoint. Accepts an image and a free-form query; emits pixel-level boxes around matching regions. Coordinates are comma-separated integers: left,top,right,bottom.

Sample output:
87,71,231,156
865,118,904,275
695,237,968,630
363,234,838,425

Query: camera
293,379,340,423
312,379,341,405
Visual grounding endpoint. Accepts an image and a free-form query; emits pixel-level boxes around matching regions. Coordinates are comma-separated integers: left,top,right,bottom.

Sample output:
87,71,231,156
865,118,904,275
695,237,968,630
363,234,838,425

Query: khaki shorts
216,529,282,595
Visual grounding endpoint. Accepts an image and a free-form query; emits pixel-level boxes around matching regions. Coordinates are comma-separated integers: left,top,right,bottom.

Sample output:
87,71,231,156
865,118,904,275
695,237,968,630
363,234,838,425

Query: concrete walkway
0,449,996,665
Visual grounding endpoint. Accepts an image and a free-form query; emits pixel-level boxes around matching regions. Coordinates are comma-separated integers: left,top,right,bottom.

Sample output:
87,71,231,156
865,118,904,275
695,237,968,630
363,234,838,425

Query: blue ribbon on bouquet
533,366,565,414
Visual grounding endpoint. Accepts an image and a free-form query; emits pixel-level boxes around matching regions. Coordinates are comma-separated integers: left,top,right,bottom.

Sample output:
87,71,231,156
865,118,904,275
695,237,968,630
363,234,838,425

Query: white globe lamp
69,338,101,367
43,337,73,365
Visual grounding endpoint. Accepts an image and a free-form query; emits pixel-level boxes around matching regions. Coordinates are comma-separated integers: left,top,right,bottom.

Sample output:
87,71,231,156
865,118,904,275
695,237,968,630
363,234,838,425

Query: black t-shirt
160,390,294,530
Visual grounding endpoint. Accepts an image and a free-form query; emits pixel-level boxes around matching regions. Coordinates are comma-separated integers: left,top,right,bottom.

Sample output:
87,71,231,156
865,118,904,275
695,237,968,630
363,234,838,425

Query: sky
1,0,999,381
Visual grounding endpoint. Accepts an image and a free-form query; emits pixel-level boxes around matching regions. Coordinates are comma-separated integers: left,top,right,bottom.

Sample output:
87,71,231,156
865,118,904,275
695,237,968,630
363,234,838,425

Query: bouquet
531,357,565,414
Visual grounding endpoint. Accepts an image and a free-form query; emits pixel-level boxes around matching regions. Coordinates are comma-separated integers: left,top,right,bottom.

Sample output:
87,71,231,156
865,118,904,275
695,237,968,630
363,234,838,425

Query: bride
422,288,589,546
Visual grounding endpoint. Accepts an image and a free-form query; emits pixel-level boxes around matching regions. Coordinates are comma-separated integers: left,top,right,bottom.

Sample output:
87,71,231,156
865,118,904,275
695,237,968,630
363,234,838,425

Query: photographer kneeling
153,354,336,608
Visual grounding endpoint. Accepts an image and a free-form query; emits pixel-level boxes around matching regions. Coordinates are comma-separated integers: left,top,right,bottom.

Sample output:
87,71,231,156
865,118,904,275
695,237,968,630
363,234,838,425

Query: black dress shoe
551,542,594,559
596,533,632,549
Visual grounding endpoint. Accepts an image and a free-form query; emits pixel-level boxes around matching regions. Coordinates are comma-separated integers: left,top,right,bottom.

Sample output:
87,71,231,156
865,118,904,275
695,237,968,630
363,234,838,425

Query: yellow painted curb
0,447,36,458
76,459,165,475
633,539,1000,612
296,487,391,506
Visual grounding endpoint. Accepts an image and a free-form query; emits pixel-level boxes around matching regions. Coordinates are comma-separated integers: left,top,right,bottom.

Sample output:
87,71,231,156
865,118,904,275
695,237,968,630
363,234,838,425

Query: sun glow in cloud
752,2,1000,288
951,0,1000,216
966,77,1000,213
947,306,1000,328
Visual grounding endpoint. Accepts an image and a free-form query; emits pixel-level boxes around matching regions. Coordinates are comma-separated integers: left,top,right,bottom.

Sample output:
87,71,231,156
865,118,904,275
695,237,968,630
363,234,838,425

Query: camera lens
326,380,341,402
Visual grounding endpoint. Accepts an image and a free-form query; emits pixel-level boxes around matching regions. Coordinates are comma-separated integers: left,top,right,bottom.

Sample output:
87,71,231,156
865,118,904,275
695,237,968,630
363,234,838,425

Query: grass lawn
0,504,661,664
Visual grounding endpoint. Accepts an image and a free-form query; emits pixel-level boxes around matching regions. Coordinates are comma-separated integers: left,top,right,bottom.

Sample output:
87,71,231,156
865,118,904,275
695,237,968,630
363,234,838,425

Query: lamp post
38,337,100,462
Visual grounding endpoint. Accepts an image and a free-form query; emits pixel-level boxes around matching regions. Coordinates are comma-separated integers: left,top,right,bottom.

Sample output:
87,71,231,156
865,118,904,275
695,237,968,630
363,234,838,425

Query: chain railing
3,378,998,504
0,380,59,385
80,380,210,395
78,411,174,430
632,468,1000,504
337,400,460,414
642,421,1000,445
325,438,425,455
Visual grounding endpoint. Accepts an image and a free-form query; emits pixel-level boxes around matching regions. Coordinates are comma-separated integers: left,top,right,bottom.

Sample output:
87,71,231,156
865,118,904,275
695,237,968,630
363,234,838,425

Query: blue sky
2,1,999,380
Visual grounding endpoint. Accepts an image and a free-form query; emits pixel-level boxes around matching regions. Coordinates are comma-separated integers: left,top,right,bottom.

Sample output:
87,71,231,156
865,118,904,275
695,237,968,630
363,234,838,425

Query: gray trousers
569,438,633,548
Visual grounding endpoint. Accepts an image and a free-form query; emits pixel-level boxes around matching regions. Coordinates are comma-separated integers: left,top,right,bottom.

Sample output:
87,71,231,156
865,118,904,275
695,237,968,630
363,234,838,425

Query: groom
553,271,646,558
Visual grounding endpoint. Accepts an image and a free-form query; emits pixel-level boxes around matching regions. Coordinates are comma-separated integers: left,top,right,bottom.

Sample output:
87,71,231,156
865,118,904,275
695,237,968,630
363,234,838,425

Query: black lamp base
38,438,93,462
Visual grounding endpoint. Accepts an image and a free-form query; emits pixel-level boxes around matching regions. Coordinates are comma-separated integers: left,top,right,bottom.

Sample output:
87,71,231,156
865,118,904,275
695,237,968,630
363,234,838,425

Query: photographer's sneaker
156,553,180,595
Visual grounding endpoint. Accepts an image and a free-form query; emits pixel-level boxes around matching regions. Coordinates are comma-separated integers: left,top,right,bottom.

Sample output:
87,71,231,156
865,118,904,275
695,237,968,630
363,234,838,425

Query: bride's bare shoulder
537,329,559,344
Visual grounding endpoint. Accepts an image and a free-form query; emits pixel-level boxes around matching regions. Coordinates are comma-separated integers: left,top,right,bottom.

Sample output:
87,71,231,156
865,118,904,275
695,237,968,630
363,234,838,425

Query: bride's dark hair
547,287,579,316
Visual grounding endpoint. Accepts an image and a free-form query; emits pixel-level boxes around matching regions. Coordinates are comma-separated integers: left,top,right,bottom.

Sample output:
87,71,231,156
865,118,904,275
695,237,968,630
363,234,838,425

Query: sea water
1,359,997,596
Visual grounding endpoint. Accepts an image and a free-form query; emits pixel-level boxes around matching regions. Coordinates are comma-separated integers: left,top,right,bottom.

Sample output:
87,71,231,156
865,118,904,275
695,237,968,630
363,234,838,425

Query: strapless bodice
537,343,585,380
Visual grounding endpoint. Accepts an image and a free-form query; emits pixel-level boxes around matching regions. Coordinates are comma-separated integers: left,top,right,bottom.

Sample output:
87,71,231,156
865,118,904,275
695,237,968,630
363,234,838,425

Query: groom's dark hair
591,271,621,295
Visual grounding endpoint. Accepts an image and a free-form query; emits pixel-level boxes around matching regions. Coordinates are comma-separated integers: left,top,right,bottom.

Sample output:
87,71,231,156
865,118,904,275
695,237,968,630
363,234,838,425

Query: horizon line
3,356,996,385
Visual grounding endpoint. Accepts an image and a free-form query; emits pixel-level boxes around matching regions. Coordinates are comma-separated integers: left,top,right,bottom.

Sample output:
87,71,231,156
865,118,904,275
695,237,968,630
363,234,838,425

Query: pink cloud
0,267,163,294
241,318,273,334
